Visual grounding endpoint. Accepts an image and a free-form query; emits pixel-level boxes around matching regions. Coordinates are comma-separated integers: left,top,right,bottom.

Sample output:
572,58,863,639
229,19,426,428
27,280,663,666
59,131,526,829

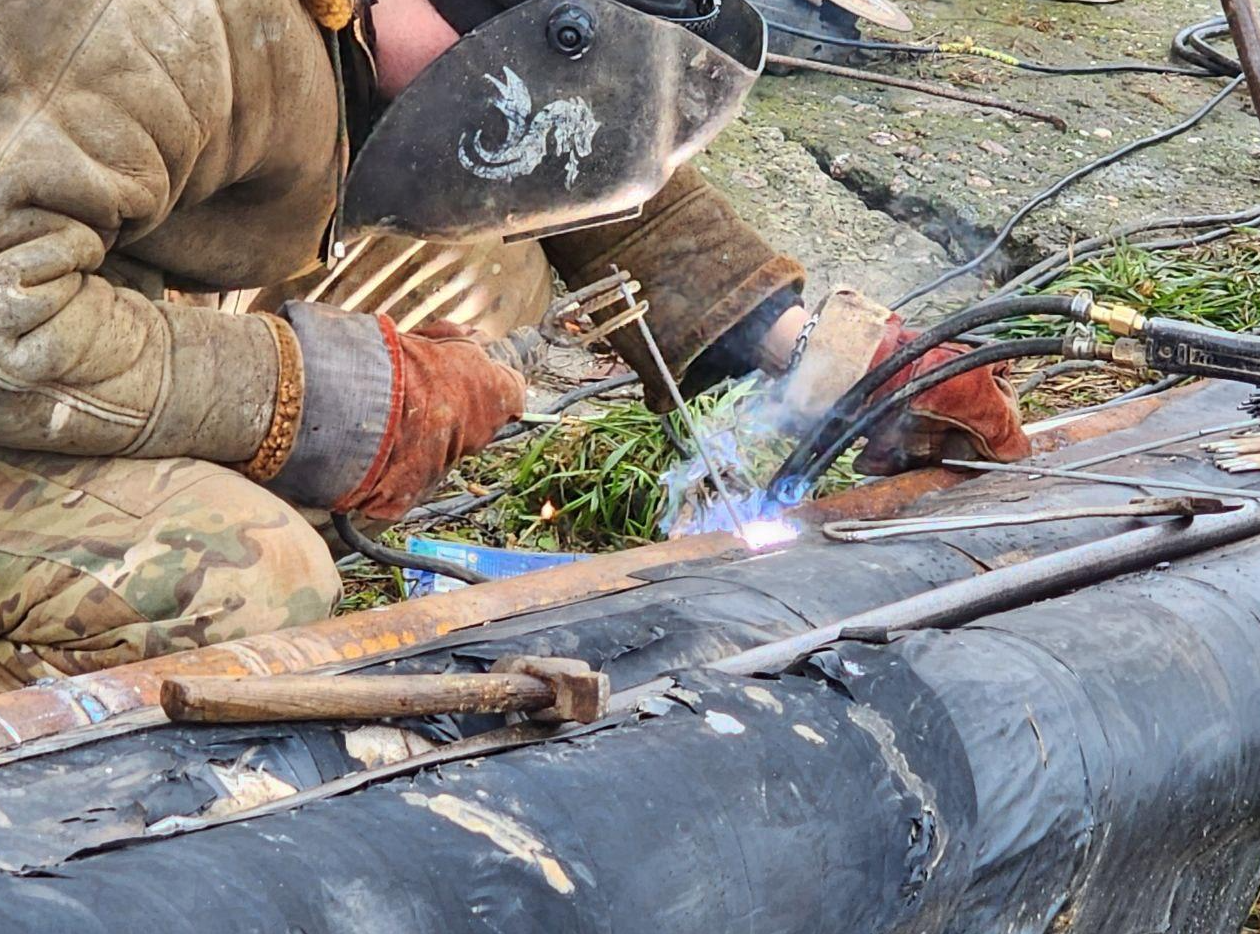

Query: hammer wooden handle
160,673,556,724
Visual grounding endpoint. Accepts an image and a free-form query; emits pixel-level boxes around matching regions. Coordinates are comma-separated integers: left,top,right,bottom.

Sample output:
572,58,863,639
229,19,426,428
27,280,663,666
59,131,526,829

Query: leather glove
263,304,525,520
781,288,1030,475
854,316,1031,475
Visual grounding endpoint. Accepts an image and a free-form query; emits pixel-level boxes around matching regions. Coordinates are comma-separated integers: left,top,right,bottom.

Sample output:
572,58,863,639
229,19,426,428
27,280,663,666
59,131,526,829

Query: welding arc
775,294,1083,492
763,18,1222,77
331,513,492,584
890,75,1247,311
775,337,1068,497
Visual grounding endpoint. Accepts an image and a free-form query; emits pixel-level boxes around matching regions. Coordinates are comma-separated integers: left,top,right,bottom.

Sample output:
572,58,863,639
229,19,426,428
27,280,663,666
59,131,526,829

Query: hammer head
491,656,610,724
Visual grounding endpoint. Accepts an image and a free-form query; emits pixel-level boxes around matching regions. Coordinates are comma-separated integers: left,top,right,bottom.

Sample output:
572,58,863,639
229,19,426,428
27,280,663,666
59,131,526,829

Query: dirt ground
696,0,1256,320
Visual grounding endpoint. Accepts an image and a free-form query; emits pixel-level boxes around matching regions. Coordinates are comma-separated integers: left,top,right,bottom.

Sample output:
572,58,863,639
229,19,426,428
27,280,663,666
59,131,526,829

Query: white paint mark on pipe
705,710,746,735
402,793,575,894
743,686,784,714
793,724,827,745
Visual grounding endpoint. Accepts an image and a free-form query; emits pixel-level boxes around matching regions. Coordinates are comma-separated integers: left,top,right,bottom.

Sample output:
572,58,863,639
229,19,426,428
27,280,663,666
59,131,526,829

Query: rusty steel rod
1223,0,1260,118
765,52,1068,130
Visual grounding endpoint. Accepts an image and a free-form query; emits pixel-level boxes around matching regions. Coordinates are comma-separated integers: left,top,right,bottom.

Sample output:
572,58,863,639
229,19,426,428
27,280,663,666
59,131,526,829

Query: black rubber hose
1172,18,1240,75
764,18,1218,77
986,205,1260,302
889,74,1246,311
772,337,1068,499
331,513,492,584
775,294,1085,489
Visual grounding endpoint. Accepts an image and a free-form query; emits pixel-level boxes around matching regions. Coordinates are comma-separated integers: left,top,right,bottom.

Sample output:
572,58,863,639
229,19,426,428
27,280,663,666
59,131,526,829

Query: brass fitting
1110,338,1148,371
1089,302,1148,338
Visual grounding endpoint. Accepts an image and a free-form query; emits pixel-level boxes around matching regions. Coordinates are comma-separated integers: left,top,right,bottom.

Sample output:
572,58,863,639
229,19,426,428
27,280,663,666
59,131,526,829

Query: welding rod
941,459,1260,500
1059,418,1260,471
614,268,748,539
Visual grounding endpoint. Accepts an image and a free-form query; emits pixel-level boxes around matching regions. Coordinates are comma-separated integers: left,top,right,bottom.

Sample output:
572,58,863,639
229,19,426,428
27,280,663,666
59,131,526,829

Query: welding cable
774,337,1069,496
889,75,1247,311
763,19,1220,77
331,513,492,584
493,372,640,443
1172,18,1241,76
776,293,1086,487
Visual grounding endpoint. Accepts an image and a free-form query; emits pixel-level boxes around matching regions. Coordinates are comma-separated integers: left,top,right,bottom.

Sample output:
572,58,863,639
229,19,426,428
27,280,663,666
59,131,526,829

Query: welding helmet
343,0,767,245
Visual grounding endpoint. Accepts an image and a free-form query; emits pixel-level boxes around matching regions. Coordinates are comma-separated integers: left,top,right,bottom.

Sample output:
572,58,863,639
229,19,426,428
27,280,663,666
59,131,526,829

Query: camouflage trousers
0,238,554,691
0,451,343,690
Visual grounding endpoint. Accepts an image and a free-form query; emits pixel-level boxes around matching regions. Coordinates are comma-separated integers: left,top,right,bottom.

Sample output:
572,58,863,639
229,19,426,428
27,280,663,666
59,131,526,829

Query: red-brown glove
854,315,1031,475
264,305,525,520
344,321,526,519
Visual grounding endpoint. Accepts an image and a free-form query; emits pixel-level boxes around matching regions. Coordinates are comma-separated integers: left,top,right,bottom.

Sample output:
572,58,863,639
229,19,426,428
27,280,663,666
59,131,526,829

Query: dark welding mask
342,0,766,245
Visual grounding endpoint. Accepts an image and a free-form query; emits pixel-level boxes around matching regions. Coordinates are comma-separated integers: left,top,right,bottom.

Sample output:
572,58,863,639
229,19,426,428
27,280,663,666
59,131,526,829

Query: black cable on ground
493,371,640,443
889,75,1246,311
773,337,1069,498
1172,17,1241,76
765,19,1219,77
332,512,492,584
775,294,1085,488
1016,359,1108,397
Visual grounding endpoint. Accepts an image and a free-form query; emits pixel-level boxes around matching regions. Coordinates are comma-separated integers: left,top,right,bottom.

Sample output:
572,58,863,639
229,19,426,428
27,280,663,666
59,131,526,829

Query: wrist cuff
264,302,402,510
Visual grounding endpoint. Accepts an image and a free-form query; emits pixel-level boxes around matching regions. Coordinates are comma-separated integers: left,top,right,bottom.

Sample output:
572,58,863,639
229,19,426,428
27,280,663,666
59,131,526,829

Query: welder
0,0,1028,688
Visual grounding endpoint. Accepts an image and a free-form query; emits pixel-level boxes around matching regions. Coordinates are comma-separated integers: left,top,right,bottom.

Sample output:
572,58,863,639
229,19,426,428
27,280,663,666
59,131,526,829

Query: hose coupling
1062,332,1104,360
1110,337,1148,371
1090,302,1148,337
1069,290,1095,320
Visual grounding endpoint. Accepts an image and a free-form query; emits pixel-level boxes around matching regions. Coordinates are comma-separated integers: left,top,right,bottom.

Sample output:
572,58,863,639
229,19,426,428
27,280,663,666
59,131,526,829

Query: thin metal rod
1058,418,1260,471
710,503,1260,670
765,53,1067,130
615,270,748,539
940,458,1260,501
821,497,1234,542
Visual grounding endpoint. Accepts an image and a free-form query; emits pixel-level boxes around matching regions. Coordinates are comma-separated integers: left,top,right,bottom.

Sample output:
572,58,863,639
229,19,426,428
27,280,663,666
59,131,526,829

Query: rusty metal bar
1223,0,1260,118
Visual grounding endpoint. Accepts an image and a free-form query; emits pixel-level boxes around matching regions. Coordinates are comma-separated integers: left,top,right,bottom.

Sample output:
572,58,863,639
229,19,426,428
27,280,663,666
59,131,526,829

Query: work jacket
0,0,801,466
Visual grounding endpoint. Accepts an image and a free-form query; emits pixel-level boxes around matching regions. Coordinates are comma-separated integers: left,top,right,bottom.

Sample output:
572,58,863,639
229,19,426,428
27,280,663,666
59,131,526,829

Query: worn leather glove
263,304,525,520
853,317,1031,475
781,288,1030,475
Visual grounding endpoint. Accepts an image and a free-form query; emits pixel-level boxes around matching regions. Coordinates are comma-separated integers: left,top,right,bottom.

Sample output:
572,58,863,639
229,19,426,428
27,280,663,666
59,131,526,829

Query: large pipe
3,534,1260,932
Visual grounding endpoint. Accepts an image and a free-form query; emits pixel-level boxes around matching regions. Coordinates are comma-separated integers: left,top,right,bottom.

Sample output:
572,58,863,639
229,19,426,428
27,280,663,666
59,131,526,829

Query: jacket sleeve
543,164,805,412
0,1,327,462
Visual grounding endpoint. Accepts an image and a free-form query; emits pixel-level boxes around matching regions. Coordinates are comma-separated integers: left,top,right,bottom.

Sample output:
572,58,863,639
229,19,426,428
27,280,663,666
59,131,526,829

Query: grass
404,378,861,555
992,232,1260,340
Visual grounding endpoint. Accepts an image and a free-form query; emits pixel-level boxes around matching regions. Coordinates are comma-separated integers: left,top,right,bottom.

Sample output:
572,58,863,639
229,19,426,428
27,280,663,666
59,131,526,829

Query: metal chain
787,300,824,373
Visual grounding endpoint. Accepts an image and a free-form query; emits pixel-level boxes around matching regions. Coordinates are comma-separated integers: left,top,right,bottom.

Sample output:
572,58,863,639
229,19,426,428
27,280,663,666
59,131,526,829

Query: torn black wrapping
5,535,1260,932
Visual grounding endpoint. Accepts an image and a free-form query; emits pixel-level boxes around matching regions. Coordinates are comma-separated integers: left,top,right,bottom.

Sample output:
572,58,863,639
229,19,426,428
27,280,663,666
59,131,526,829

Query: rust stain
799,392,1168,524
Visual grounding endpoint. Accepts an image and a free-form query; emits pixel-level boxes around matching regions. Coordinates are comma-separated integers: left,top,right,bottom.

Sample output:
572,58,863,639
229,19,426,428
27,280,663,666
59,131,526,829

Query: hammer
160,657,610,725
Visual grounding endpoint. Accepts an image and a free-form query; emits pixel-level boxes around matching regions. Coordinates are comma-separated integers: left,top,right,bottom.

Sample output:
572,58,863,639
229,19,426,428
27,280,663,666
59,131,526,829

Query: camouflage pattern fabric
0,451,341,690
